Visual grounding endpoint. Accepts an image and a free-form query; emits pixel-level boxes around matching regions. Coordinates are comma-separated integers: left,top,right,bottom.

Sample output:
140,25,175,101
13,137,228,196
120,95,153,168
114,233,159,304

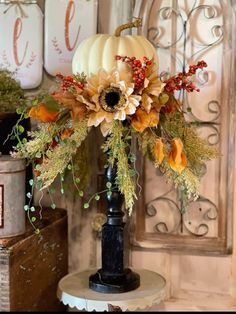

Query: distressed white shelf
57,268,166,312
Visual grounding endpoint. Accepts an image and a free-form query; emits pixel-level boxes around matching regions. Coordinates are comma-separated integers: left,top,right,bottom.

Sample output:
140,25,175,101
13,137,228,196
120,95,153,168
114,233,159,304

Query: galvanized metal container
0,155,26,237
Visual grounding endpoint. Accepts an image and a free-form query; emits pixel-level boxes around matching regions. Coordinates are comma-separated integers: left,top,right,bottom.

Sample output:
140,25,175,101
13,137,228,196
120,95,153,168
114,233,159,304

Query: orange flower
149,108,159,127
52,91,87,121
29,104,59,123
154,139,164,164
131,108,159,133
60,128,74,140
168,138,187,173
160,95,181,114
70,105,87,121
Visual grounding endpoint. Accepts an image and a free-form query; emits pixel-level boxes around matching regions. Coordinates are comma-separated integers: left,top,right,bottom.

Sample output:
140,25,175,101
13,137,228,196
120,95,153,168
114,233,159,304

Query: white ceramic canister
0,0,43,89
0,155,26,237
44,0,97,76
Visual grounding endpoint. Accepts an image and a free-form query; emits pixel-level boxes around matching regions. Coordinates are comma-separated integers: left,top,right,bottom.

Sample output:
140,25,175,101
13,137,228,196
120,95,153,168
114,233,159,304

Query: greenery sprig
0,68,25,113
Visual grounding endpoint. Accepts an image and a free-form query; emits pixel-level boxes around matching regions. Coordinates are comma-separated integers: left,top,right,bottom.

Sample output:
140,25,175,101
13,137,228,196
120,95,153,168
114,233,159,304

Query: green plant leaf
18,125,24,134
95,194,100,201
43,95,60,112
106,182,112,189
107,191,112,197
159,93,169,105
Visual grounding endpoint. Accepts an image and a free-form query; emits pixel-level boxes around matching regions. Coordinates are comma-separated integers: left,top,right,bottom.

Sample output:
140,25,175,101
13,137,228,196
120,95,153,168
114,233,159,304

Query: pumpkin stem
114,18,142,37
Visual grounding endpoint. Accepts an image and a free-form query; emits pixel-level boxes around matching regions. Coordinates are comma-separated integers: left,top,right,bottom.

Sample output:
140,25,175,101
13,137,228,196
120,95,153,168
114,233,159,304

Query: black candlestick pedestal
89,161,140,293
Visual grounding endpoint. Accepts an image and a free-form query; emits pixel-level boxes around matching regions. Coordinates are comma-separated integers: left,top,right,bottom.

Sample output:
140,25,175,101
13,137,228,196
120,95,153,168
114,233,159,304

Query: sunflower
76,69,141,136
139,62,164,113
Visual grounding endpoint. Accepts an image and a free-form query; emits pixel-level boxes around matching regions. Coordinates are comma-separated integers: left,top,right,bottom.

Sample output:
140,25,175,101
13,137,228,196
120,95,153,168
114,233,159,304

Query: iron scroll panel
132,0,235,255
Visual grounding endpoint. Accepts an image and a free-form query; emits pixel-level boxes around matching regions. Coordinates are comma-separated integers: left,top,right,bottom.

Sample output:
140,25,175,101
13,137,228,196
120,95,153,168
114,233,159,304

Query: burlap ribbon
3,0,29,18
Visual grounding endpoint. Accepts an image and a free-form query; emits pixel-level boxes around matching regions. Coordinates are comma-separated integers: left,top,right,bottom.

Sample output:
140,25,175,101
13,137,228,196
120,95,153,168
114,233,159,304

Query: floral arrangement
11,51,220,233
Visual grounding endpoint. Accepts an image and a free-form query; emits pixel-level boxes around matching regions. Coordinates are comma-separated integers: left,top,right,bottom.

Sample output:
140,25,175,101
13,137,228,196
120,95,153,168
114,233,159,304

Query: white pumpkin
72,19,158,81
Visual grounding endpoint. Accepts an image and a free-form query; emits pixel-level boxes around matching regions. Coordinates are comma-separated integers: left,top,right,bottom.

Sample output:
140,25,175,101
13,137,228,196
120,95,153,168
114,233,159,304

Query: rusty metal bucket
0,155,26,237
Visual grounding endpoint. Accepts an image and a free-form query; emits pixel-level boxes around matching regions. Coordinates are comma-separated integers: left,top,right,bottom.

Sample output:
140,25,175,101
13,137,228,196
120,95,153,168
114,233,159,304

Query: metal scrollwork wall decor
132,0,236,255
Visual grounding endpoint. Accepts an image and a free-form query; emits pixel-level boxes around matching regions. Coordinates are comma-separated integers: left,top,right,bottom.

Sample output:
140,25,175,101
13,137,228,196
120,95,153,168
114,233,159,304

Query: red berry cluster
188,60,207,75
164,60,208,93
56,73,84,92
115,55,152,90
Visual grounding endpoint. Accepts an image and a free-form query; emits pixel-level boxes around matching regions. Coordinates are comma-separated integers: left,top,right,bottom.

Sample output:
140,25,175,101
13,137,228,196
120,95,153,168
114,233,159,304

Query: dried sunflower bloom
76,68,141,136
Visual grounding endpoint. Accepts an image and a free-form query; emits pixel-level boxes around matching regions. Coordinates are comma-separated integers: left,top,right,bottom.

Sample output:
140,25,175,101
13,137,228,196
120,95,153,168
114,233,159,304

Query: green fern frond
102,121,137,214
34,119,89,189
